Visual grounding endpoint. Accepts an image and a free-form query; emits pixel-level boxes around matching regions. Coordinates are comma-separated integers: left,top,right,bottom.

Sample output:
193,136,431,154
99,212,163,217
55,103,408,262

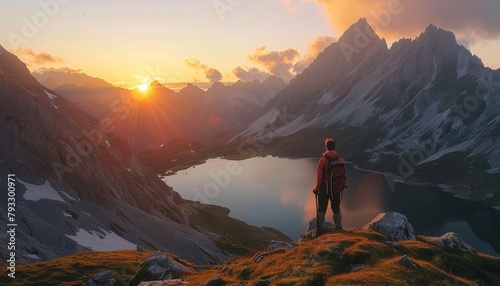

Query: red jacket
315,151,345,190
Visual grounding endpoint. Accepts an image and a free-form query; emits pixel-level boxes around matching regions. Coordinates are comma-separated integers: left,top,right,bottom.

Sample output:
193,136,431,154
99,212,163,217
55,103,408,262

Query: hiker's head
325,138,336,151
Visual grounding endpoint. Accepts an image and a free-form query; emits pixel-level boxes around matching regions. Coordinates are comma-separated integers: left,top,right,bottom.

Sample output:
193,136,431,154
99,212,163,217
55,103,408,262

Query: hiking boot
333,213,342,231
315,227,323,238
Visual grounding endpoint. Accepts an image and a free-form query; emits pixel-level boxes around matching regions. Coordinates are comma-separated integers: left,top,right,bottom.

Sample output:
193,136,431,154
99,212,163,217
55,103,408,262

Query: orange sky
1,0,498,90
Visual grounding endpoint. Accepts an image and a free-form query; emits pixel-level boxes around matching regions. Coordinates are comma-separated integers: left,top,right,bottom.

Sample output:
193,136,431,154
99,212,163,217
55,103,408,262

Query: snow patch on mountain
317,91,337,105
45,91,59,108
21,179,68,204
46,91,57,101
271,115,314,138
419,139,474,165
65,228,137,251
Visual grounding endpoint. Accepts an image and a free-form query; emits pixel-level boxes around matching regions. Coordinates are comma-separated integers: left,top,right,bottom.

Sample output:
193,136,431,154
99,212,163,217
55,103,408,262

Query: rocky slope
0,45,289,265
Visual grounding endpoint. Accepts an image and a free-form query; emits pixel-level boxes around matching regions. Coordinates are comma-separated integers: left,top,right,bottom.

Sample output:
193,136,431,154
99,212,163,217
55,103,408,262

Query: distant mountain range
0,45,289,264
32,69,286,151
234,19,500,197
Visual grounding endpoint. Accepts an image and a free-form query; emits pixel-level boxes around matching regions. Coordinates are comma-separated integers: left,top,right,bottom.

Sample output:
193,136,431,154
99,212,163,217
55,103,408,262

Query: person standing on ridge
312,138,348,236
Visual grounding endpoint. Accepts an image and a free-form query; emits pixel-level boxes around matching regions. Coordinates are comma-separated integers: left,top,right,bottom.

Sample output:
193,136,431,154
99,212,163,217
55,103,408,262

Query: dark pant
317,190,341,213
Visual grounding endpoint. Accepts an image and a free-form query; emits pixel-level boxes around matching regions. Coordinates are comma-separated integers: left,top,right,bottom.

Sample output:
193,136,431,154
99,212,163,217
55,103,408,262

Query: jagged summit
417,23,458,48
263,75,286,86
337,17,384,46
178,82,205,96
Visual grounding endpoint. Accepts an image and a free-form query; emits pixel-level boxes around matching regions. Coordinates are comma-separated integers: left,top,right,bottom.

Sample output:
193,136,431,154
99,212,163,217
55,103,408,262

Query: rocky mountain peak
417,23,458,48
262,75,285,87
206,81,226,95
0,44,40,89
179,83,205,96
337,18,383,46
149,80,176,94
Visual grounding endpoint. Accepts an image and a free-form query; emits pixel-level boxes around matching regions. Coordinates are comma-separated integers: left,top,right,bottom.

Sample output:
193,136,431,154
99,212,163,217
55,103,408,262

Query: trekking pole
315,192,319,232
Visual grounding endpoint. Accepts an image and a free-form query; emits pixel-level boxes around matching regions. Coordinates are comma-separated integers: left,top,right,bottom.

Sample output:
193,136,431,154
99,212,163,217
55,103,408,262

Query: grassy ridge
4,229,499,285
0,251,153,286
185,229,500,285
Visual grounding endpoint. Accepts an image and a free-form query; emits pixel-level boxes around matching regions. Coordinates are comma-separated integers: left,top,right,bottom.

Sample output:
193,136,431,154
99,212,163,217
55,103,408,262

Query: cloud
315,0,500,42
185,59,222,82
233,66,271,82
11,48,63,66
293,36,336,73
243,36,335,80
33,67,82,74
248,47,300,80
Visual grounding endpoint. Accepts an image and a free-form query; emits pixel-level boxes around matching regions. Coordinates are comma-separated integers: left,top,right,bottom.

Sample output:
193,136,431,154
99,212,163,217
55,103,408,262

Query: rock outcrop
253,240,295,263
392,255,421,269
265,240,294,252
422,232,475,253
129,251,193,286
299,218,337,240
363,212,416,241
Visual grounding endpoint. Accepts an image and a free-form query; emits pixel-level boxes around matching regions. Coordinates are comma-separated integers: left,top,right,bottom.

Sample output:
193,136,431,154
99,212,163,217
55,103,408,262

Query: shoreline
160,154,500,211
353,165,500,212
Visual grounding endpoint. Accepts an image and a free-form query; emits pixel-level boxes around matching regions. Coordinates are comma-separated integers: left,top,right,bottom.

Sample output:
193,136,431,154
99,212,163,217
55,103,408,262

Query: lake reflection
163,157,500,256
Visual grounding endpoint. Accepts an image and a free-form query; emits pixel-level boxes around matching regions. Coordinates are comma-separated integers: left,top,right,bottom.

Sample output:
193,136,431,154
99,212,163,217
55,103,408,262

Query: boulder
253,240,294,263
266,240,294,252
422,232,475,253
87,270,115,286
252,252,270,263
300,218,337,240
363,212,416,241
392,255,420,269
129,251,193,286
305,218,336,233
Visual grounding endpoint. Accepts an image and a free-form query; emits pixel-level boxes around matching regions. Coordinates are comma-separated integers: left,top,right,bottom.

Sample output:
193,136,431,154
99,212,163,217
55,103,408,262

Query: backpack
323,155,347,194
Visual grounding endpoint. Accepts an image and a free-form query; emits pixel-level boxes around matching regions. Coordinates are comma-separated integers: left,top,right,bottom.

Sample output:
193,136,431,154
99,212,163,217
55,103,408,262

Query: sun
137,83,149,92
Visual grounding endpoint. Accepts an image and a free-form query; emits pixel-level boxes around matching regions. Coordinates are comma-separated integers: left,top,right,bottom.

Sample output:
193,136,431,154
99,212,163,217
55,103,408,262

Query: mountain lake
163,156,500,256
